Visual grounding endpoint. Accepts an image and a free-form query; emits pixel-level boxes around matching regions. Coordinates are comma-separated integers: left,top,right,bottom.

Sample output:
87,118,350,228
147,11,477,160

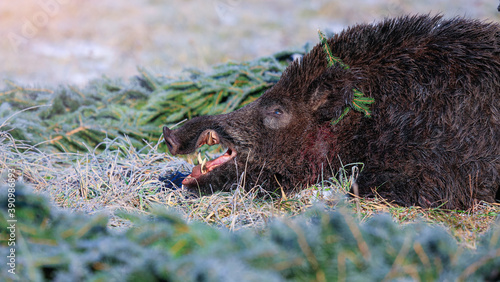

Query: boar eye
263,107,291,129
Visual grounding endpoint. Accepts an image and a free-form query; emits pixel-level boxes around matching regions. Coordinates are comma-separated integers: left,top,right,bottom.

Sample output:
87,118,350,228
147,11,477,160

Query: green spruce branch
318,30,374,124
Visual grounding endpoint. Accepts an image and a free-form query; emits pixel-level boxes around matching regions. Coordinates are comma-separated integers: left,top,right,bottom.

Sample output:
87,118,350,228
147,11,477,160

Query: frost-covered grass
1,102,500,278
2,182,499,281
1,126,498,247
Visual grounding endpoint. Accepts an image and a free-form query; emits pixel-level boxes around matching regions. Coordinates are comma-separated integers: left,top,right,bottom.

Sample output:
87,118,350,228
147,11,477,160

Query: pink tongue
181,152,233,185
206,153,233,167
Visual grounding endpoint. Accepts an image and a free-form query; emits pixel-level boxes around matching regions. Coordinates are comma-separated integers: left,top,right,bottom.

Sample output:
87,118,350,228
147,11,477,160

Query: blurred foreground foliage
1,184,499,281
0,50,306,153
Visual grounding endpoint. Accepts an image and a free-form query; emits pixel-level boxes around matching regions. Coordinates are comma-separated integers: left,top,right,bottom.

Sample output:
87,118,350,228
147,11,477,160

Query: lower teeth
198,152,208,173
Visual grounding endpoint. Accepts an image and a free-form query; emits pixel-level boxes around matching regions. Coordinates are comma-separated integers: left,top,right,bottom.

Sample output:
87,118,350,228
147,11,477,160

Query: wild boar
163,15,500,209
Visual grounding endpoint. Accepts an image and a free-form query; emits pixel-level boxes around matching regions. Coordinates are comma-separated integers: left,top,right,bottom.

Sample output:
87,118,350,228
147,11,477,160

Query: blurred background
1,0,499,88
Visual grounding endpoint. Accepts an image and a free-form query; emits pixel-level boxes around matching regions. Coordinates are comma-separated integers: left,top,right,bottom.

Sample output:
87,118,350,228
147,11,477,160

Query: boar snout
163,126,181,155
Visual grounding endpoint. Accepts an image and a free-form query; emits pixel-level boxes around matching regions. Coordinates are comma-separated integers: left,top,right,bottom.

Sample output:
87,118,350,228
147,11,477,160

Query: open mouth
182,129,237,186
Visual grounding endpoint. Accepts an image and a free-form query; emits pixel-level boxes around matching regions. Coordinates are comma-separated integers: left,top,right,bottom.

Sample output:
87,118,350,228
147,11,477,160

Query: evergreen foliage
318,30,375,124
0,50,305,153
1,183,499,281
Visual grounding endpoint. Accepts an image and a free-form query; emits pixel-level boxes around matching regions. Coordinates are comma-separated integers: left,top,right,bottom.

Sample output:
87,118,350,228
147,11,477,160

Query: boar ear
310,87,329,112
308,77,354,121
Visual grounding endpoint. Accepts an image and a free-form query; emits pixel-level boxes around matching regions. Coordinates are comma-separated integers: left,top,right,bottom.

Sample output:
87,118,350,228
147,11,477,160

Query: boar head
163,44,363,195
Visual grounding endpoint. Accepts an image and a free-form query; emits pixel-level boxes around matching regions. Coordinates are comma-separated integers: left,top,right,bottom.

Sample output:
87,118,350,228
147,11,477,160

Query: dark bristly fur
164,15,500,209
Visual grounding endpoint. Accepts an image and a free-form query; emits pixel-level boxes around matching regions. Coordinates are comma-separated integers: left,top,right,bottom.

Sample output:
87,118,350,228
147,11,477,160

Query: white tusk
197,152,203,164
198,152,208,173
201,158,207,173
